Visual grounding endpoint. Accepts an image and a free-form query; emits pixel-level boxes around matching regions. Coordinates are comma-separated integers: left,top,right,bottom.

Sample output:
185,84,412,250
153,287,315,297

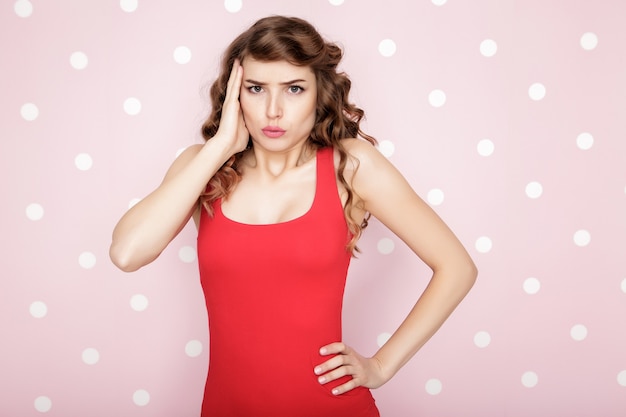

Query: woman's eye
288,86,303,94
248,86,263,93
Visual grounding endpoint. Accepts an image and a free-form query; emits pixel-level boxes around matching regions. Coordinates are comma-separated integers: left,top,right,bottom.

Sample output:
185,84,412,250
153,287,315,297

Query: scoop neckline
217,151,320,227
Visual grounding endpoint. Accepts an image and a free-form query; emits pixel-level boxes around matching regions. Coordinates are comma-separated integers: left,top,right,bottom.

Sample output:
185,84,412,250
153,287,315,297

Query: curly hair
201,15,377,254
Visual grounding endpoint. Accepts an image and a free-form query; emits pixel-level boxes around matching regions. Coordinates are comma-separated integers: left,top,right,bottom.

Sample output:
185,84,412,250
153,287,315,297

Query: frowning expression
239,58,317,152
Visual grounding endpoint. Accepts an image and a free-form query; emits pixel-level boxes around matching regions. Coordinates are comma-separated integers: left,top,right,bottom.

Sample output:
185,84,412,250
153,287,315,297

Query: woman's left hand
314,342,389,395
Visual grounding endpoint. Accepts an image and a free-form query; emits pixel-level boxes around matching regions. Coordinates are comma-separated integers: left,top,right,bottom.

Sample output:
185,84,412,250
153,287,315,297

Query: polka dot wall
1,0,625,416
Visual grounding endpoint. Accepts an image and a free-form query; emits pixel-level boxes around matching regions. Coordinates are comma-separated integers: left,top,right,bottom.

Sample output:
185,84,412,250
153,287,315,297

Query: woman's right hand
212,59,249,155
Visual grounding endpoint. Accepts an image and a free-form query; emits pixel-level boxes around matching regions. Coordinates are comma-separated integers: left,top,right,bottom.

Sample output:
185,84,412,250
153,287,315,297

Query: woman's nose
266,94,283,119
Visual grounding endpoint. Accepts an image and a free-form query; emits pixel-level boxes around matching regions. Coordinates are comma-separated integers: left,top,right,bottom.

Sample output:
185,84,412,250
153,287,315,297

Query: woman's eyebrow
244,78,308,85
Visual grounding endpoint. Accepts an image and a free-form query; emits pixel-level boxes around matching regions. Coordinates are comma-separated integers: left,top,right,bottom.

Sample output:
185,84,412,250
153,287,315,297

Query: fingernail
332,388,339,395
320,347,327,355
318,376,326,384
314,367,322,375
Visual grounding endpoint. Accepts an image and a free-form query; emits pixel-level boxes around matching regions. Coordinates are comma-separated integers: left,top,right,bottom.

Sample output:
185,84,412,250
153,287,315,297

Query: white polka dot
576,132,594,150
26,203,44,221
573,229,591,247
120,0,138,13
82,348,100,365
570,324,588,341
179,246,197,263
175,147,187,158
580,32,598,51
428,89,446,108
378,39,397,57
425,378,442,395
34,396,52,412
75,153,93,171
130,294,149,312
124,97,142,115
224,0,242,13
376,332,391,348
427,189,445,206
431,0,447,5
129,198,141,209
477,139,495,156
78,252,96,269
521,371,538,388
185,340,203,357
70,51,89,70
475,236,492,254
173,46,192,64
21,103,39,121
133,389,150,406
30,301,48,318
378,140,395,157
621,278,626,294
328,0,344,5
377,238,395,255
480,39,497,57
14,0,33,17
474,331,491,348
525,181,543,199
523,277,541,295
528,83,546,101
618,370,626,387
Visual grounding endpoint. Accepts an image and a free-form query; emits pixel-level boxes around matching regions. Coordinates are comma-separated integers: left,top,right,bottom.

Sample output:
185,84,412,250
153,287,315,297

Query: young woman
110,15,477,417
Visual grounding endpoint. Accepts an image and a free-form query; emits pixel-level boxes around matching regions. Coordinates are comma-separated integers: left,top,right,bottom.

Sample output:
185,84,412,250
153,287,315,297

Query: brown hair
201,15,377,254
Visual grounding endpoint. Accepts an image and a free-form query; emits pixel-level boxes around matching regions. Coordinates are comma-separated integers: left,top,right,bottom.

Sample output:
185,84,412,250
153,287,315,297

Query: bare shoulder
336,138,402,187
334,138,386,178
338,137,379,160
162,144,204,182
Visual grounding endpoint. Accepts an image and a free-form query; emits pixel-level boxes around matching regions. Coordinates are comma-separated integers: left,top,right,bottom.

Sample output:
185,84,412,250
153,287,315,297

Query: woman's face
239,58,317,152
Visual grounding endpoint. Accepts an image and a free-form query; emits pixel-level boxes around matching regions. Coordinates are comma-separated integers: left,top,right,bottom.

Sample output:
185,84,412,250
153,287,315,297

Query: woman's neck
243,142,316,178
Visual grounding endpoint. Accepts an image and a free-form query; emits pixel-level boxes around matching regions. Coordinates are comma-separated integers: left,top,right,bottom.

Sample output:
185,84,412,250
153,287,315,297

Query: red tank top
197,147,379,416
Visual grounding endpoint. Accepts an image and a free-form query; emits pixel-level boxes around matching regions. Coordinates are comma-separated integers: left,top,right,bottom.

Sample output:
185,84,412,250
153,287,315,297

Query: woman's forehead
242,58,314,82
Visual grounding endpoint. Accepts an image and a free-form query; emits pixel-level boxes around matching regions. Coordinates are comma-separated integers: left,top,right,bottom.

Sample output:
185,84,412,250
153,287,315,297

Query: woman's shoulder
333,138,384,174
338,137,376,155
334,138,406,197
163,144,204,177
170,144,204,168
179,143,204,158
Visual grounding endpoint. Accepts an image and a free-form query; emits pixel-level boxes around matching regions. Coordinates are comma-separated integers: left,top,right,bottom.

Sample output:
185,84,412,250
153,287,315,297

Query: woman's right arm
109,60,248,272
109,141,230,272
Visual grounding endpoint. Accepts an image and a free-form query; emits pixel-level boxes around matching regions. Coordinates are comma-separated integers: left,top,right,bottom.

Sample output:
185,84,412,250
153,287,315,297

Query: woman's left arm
315,139,478,394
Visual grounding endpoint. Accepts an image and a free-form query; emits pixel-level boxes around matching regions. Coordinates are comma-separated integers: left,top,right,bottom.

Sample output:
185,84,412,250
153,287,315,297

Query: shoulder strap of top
315,146,341,205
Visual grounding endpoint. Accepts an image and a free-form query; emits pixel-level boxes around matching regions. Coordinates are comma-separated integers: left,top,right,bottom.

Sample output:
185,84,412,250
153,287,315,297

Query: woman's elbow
464,258,478,288
109,242,147,272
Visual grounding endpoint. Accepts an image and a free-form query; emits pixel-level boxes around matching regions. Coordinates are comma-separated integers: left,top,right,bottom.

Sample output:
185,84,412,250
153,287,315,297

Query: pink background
2,0,625,416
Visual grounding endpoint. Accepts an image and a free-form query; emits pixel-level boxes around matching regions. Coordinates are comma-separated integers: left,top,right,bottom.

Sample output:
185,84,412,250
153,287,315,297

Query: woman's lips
262,126,286,138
